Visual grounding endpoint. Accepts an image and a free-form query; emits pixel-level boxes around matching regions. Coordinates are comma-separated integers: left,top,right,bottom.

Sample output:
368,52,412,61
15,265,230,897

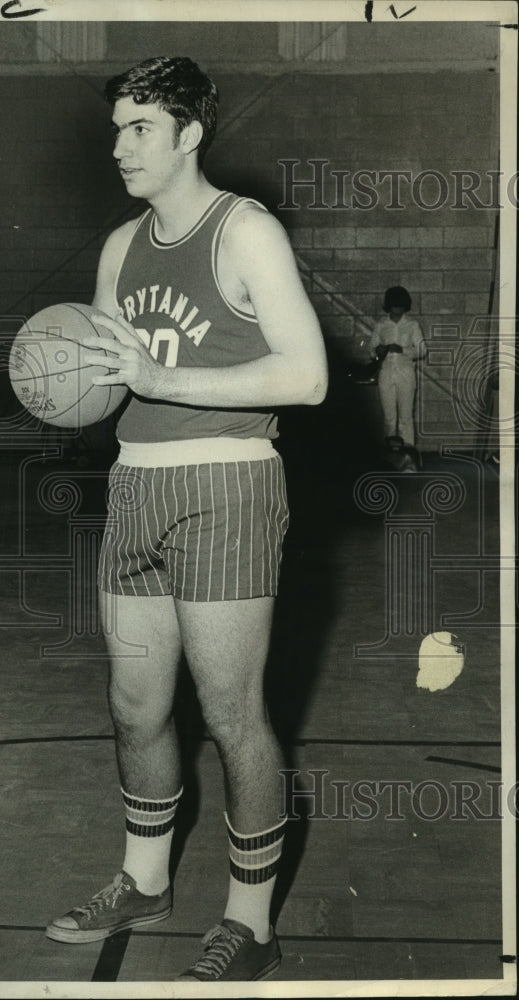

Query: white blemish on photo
416,631,465,692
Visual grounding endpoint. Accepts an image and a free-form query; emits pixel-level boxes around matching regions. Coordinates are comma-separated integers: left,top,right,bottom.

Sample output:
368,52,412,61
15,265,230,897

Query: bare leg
175,595,284,832
176,597,283,833
175,595,285,943
99,592,184,895
100,591,183,797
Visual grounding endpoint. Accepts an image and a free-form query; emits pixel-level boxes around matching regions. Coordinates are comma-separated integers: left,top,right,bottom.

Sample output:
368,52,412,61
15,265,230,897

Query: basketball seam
64,305,122,422
36,379,103,422
10,363,109,383
66,303,111,359
60,308,119,426
98,387,114,423
13,331,113,359
12,304,123,426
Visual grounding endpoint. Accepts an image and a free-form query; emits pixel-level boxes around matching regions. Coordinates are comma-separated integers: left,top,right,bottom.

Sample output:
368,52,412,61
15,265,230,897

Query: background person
370,285,425,451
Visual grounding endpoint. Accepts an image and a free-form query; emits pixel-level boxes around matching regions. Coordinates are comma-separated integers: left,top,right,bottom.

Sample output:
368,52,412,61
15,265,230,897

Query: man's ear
179,120,203,155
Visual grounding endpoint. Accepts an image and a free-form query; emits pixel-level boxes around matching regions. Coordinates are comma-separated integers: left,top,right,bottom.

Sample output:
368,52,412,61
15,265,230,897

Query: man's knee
108,673,173,738
199,679,268,750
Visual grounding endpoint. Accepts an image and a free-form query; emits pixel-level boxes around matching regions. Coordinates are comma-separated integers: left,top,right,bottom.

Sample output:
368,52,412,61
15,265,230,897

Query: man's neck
150,173,220,242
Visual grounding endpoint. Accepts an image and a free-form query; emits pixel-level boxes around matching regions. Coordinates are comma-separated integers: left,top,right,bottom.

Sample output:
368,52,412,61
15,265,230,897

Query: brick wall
0,21,500,449
207,70,499,451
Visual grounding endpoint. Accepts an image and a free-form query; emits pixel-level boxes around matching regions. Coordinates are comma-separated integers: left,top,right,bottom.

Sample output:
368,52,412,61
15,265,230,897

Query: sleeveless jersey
115,190,278,443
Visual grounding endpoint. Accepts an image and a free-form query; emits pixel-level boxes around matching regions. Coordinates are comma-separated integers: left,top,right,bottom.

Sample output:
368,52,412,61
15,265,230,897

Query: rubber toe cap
49,914,80,931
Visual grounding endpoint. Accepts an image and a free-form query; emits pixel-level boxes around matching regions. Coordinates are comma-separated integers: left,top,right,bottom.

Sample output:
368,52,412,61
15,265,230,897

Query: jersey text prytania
122,285,211,347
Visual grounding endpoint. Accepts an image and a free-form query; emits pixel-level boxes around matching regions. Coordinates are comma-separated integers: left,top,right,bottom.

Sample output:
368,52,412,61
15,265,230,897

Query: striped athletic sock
223,812,287,944
121,786,182,896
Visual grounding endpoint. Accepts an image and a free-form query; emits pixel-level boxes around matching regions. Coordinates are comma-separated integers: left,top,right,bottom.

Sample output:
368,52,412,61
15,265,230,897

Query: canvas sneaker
45,871,172,943
178,918,281,981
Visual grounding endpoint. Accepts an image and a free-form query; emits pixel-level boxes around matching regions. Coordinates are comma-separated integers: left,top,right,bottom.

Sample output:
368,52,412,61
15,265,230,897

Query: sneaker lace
75,874,131,918
190,923,245,978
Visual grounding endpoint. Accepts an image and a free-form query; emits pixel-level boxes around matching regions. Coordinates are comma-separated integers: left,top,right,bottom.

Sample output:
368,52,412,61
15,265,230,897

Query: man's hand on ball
83,313,167,399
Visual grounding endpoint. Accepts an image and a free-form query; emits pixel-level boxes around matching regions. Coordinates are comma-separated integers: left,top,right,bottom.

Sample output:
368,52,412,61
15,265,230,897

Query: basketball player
45,56,328,982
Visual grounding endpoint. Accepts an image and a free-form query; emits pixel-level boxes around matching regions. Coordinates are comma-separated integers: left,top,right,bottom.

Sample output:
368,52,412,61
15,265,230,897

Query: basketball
8,303,128,428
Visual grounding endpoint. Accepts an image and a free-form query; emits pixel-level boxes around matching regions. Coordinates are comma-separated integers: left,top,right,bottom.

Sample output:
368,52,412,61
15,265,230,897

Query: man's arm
86,208,328,408
92,219,140,318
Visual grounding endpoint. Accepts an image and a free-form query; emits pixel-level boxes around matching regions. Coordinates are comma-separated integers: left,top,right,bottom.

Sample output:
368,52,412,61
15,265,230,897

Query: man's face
111,96,182,201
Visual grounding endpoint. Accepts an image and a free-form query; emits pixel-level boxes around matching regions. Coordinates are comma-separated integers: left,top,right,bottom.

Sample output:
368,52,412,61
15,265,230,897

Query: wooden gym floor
0,396,513,995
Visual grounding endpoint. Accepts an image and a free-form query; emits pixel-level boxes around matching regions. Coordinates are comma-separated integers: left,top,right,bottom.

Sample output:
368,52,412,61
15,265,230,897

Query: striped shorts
97,438,289,601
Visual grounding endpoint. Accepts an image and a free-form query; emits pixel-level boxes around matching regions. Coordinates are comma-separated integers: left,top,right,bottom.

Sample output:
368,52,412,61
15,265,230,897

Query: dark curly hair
105,55,219,163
